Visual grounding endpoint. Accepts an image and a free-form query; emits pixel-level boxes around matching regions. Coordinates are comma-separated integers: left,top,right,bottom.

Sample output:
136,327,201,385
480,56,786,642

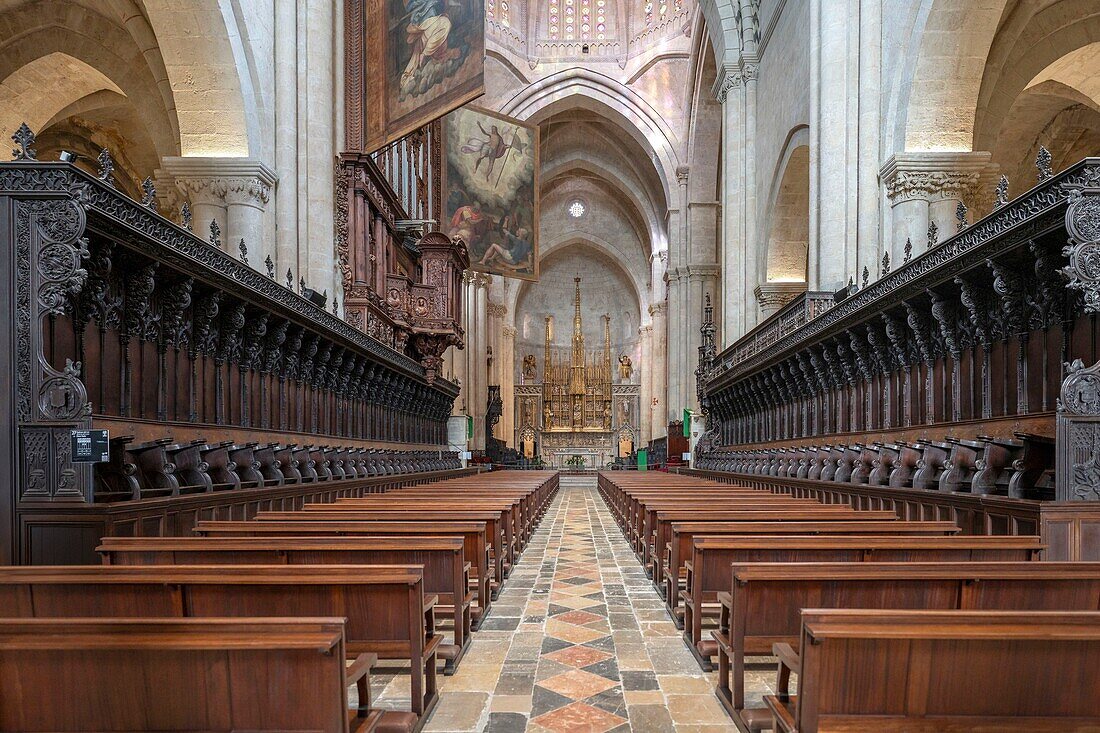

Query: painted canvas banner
443,105,540,282
351,0,485,153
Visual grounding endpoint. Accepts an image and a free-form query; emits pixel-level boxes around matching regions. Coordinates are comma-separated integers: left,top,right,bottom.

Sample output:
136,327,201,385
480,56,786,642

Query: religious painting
443,105,540,281
354,0,485,152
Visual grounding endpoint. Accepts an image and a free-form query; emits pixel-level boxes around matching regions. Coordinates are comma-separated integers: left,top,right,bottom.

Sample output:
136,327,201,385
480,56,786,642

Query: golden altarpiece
513,278,641,468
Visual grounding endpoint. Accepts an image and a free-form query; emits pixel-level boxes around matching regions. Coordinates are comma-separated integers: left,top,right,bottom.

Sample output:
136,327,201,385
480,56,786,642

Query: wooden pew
0,564,440,727
193,519,494,625
645,507,899,582
663,520,961,618
679,535,1044,669
0,617,390,732
97,535,473,673
280,506,516,582
765,610,1100,733
709,561,1100,730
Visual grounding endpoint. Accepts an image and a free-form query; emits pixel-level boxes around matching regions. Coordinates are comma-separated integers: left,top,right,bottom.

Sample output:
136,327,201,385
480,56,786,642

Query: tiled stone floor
368,479,770,731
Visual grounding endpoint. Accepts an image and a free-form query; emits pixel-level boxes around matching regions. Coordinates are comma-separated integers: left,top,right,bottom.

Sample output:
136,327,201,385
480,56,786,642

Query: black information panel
71,429,110,463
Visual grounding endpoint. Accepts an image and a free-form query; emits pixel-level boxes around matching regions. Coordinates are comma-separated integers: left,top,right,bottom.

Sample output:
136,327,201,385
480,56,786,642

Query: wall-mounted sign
71,429,109,463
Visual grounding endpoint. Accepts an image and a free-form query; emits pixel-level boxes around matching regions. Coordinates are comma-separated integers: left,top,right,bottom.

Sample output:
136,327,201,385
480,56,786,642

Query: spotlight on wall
59,151,77,163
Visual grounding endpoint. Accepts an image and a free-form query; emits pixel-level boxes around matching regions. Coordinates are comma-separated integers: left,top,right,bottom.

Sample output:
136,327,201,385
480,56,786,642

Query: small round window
568,200,586,218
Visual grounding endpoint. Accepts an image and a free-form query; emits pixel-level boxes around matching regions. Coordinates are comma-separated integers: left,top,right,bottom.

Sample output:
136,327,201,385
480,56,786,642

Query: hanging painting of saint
352,0,484,152
443,105,540,281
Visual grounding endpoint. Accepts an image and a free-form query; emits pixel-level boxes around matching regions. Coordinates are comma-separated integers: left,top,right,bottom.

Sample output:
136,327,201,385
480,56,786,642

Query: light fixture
59,151,77,163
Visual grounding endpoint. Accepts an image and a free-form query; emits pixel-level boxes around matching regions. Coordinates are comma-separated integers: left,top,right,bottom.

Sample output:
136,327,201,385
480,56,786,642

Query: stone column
686,265,720,412
717,67,744,344
881,152,992,264
809,0,858,292
275,0,299,281
160,158,277,264
666,268,684,423
225,178,273,267
649,302,667,438
453,272,475,415
501,324,517,448
487,298,507,445
639,323,653,446
470,273,491,450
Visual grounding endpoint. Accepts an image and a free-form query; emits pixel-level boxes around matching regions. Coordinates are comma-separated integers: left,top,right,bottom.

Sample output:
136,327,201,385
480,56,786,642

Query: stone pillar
809,0,858,292
649,302,667,438
470,273,491,450
501,324,517,447
639,323,653,445
225,179,272,266
160,158,277,266
453,272,475,415
717,67,744,344
686,265,720,412
881,152,992,263
666,268,684,423
274,0,299,281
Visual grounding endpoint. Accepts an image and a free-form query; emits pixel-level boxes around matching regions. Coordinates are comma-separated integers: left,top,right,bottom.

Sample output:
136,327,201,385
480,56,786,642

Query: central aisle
414,477,747,732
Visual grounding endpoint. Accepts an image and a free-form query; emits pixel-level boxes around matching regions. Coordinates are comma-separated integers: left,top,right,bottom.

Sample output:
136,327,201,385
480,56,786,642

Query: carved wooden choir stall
0,122,471,565
692,154,1100,560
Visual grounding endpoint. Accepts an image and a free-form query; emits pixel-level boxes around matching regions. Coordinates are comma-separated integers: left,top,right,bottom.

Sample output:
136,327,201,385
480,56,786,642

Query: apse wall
513,246,642,383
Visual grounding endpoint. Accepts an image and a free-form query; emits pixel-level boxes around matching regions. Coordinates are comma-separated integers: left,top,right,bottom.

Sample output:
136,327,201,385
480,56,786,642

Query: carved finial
265,255,275,278
180,202,192,230
994,175,1009,208
1036,146,1053,181
903,237,913,263
238,239,248,264
97,148,115,187
927,220,939,249
332,298,339,316
955,201,968,232
861,266,870,288
11,122,36,160
848,275,855,289
881,251,890,277
209,219,221,247
141,177,157,211
299,276,306,294
322,289,328,309
286,268,294,289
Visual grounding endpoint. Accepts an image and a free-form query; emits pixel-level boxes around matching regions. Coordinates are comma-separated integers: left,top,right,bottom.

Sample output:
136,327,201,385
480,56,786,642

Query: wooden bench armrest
717,591,732,609
763,694,796,733
717,591,732,633
348,652,377,719
347,652,377,684
773,642,799,673
773,642,799,701
424,594,438,612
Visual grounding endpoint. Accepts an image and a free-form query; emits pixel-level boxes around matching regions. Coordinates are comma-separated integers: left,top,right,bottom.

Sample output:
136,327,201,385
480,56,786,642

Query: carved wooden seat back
93,435,141,501
273,444,302,483
227,443,263,488
199,441,239,491
165,439,213,494
128,438,180,498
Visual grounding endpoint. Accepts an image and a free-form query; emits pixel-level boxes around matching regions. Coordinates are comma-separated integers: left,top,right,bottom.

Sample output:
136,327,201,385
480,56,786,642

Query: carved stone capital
712,63,743,103
502,325,517,338
486,301,507,318
754,281,806,316
223,176,273,206
160,157,277,207
880,152,993,203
